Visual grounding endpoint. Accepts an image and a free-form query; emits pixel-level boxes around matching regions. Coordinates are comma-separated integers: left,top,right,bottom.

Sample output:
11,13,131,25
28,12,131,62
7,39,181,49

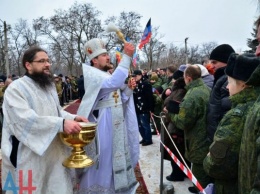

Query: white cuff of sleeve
124,87,133,96
60,119,65,132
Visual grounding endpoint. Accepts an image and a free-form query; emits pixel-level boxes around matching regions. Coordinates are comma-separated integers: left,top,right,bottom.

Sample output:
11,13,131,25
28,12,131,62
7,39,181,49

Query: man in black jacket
77,75,85,100
207,44,235,142
133,70,154,146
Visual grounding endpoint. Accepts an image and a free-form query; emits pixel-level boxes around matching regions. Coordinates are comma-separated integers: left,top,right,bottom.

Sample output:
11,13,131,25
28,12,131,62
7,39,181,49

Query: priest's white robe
1,76,76,194
77,54,140,194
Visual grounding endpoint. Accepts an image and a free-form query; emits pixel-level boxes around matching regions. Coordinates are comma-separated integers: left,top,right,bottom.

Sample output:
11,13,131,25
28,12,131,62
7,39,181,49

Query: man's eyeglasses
32,59,52,64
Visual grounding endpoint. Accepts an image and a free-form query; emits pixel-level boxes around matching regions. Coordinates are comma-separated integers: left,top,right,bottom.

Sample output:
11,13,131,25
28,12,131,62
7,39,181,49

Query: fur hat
225,53,260,82
210,44,235,63
84,38,107,60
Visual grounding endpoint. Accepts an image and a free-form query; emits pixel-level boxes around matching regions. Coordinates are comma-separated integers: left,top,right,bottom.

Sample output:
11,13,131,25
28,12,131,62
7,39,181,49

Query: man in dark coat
133,70,154,146
206,44,235,142
77,75,85,100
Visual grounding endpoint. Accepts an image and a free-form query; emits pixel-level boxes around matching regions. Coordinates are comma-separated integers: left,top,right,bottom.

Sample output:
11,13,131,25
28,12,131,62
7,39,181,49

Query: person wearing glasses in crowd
1,46,88,193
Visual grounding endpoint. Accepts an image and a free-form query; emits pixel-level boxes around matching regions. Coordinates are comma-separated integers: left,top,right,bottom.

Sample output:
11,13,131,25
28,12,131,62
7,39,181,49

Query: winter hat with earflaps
225,53,260,83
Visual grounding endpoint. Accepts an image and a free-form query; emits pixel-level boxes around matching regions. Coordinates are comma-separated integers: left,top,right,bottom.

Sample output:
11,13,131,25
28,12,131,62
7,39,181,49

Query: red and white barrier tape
150,112,206,194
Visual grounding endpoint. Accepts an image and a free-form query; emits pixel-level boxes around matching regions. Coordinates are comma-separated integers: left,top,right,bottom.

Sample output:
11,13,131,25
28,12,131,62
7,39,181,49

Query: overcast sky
0,0,259,52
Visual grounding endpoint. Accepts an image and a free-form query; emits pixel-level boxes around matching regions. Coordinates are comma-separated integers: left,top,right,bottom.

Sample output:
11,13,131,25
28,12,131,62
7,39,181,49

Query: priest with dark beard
1,46,88,193
25,61,54,89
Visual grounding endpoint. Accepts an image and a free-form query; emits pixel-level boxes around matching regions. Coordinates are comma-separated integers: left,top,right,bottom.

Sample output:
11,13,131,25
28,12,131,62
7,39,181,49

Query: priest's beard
102,63,114,72
26,71,54,89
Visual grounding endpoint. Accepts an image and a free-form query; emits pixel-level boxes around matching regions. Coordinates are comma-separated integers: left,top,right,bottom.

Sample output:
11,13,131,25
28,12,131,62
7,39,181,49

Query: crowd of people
129,17,260,194
131,43,260,194
53,74,85,106
0,16,260,194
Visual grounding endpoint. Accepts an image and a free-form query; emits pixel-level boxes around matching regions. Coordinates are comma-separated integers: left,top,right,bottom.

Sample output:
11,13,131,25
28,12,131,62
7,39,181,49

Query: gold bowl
60,122,97,168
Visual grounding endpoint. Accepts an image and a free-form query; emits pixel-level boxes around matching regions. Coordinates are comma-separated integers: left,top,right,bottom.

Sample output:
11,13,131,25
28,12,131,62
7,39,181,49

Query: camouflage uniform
161,75,174,92
55,79,63,105
203,87,258,194
70,77,78,99
170,78,211,188
160,74,168,85
151,79,163,131
151,78,162,89
239,65,260,194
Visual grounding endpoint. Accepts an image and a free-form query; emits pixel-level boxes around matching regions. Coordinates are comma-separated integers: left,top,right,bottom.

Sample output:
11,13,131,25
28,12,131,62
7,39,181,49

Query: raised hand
123,42,135,57
128,77,137,90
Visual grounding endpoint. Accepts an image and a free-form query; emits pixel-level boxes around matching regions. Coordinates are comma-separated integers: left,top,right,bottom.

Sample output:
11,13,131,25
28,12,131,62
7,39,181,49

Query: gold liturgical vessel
60,122,97,168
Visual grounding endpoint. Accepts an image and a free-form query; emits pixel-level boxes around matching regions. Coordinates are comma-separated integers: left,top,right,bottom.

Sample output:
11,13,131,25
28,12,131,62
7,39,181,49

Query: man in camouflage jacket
239,68,260,194
237,16,260,194
170,65,212,192
204,54,260,194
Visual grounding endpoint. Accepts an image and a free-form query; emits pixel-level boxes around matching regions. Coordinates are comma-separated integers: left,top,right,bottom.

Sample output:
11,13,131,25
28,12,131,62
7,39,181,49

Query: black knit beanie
210,44,235,63
173,70,184,80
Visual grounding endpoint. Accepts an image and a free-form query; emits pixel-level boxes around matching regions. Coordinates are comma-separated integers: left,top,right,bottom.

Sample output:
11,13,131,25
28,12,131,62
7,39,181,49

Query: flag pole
160,112,165,194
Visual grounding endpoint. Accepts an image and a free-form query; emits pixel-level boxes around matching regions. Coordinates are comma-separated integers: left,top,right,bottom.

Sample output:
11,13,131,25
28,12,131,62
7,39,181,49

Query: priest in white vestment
1,46,88,194
77,38,140,193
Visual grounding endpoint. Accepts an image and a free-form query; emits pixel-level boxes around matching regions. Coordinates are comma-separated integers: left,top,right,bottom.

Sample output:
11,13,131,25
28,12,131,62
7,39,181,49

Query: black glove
167,100,180,114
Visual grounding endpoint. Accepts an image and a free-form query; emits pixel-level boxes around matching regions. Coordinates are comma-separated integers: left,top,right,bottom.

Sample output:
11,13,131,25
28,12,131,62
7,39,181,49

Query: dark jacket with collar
206,67,231,142
133,76,154,114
